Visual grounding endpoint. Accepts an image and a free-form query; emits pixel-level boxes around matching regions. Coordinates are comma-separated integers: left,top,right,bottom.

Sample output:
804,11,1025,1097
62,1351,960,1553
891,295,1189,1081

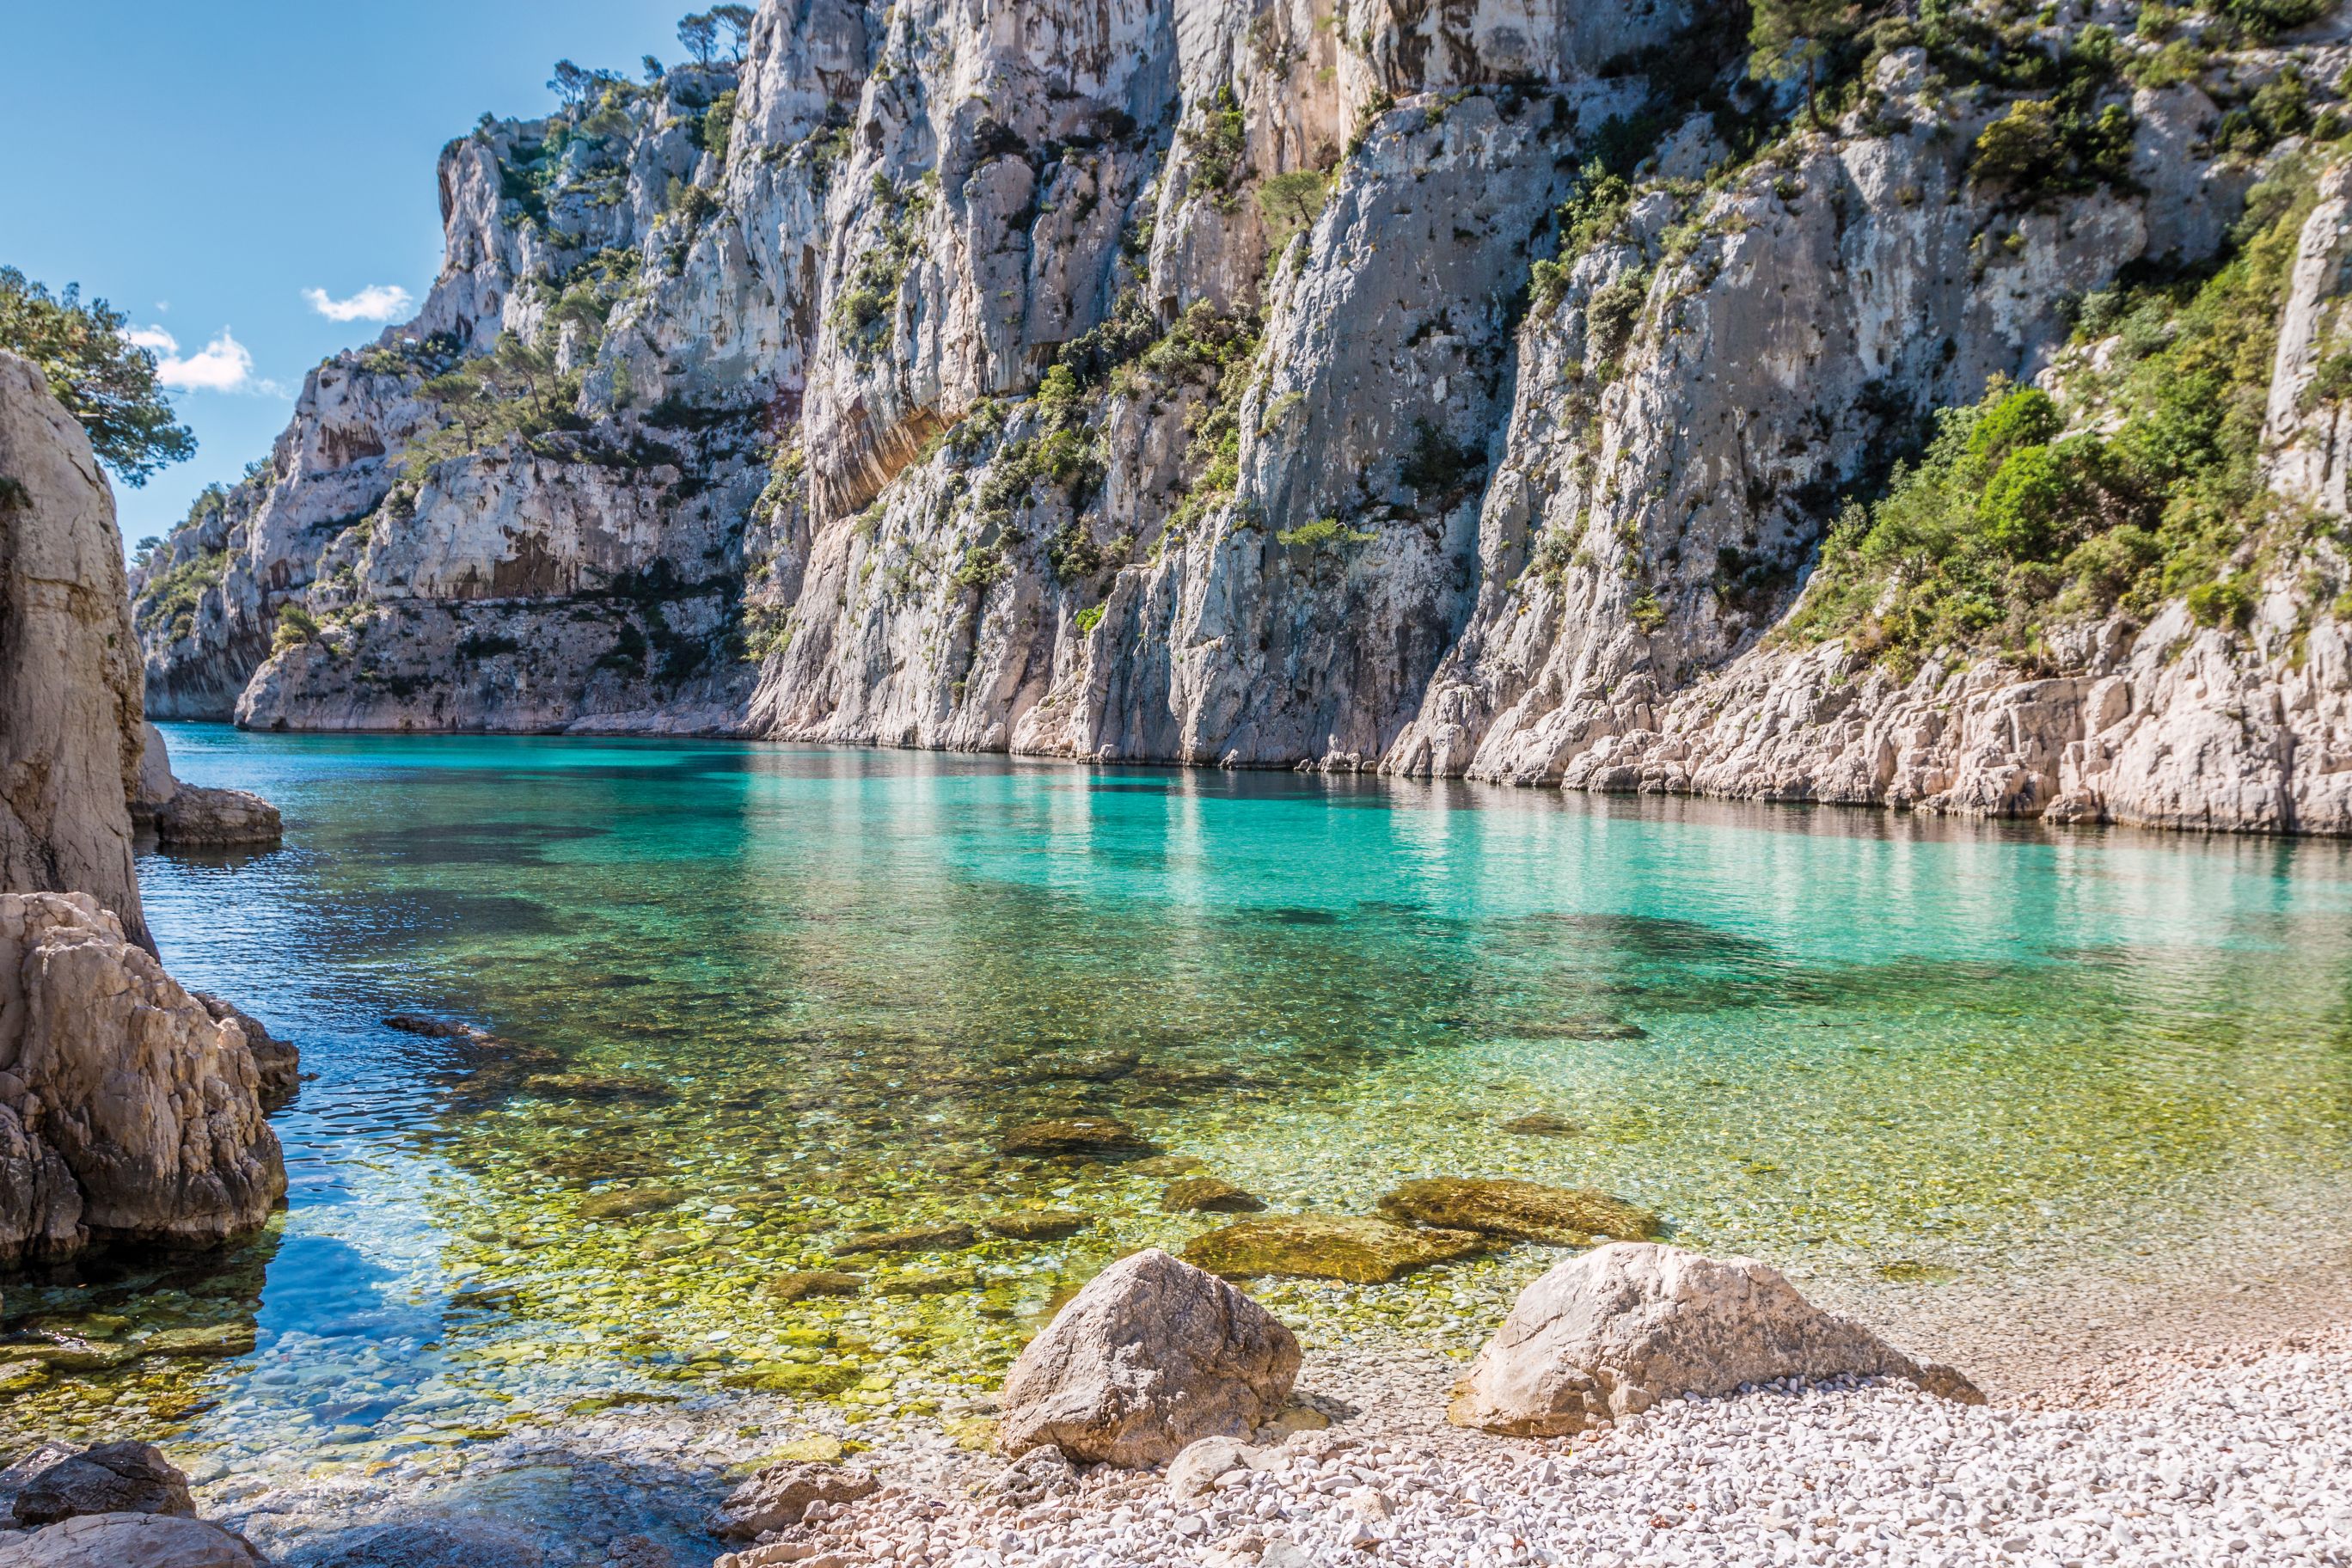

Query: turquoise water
6,726,2352,1506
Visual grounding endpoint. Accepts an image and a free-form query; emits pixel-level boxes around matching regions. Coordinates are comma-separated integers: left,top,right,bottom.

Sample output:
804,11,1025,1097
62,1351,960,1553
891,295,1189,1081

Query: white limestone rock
1448,1242,1981,1436
997,1246,1301,1467
0,891,285,1265
0,353,150,948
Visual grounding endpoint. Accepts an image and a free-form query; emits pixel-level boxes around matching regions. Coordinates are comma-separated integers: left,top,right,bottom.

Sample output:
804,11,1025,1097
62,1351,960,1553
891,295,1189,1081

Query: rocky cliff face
132,0,2352,833
0,352,150,948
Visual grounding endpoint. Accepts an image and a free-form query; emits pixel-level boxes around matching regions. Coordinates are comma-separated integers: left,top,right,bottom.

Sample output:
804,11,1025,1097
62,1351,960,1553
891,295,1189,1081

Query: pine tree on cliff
0,267,193,487
1749,0,1868,126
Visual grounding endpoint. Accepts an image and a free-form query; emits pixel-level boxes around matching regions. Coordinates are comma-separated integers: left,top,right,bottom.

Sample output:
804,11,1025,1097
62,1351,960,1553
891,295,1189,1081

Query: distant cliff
132,0,2352,833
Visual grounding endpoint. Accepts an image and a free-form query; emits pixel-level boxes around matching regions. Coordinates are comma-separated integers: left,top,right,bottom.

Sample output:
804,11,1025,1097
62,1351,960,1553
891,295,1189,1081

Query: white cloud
154,328,257,393
126,325,178,355
303,284,413,322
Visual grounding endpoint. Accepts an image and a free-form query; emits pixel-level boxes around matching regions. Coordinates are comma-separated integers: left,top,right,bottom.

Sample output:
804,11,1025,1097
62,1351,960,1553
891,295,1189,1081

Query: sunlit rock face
129,1,2352,831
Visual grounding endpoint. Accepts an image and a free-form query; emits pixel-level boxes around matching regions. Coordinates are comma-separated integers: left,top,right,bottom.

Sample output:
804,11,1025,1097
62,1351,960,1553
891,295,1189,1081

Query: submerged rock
577,1185,685,1219
996,1247,1300,1467
1499,1112,1580,1136
877,1265,980,1296
983,1210,1095,1240
714,1460,879,1539
1183,1216,1489,1285
1378,1178,1659,1245
381,1014,479,1038
0,891,285,1265
300,1519,539,1567
835,1221,977,1255
723,1362,860,1398
1448,1242,1984,1436
0,1513,269,1568
1162,1177,1267,1214
999,1117,1159,1160
9,1441,194,1525
760,1270,865,1302
521,1071,671,1103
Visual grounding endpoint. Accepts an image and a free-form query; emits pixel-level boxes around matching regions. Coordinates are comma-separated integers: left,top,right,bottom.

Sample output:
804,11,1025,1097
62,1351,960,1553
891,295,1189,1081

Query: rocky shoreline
91,1228,2352,1568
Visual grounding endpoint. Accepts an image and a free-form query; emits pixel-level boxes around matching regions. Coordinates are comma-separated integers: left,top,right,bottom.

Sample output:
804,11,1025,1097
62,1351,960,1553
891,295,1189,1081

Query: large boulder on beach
714,1460,879,1539
0,891,287,1265
1449,1243,1982,1436
1379,1178,1659,1245
0,1513,269,1568
1185,1215,1488,1284
8,1440,194,1525
0,352,150,952
997,1247,1301,1467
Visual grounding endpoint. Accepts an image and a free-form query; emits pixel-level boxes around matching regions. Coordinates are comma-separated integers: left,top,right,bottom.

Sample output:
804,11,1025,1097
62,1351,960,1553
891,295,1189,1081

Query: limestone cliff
132,0,2352,833
0,892,286,1265
0,352,150,947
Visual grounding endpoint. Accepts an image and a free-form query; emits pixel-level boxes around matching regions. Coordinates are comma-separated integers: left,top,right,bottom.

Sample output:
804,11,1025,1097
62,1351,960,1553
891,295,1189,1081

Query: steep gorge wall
132,0,2352,834
1,352,150,949
0,355,286,1265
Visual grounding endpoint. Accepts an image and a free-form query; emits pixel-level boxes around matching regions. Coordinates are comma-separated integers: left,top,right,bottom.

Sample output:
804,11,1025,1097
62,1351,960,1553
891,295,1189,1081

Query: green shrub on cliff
137,549,230,643
1789,161,2330,671
404,333,586,480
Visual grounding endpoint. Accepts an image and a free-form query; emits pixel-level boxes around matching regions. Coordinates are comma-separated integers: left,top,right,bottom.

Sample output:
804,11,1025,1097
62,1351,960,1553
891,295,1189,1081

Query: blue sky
2,1,683,549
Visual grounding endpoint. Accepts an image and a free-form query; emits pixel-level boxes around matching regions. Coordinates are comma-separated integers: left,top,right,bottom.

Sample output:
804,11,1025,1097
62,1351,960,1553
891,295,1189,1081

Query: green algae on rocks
998,1117,1159,1160
983,1211,1095,1240
1184,1216,1491,1283
1162,1177,1266,1214
834,1222,977,1255
1378,1179,1661,1245
759,1271,866,1302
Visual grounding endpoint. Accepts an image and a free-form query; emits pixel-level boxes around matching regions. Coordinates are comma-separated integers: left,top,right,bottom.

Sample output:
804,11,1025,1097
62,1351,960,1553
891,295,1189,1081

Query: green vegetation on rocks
136,549,230,644
759,1270,865,1302
983,1210,1095,1240
998,1116,1157,1160
1161,1176,1266,1214
1377,1179,1661,1245
1789,158,2342,671
834,1222,977,1255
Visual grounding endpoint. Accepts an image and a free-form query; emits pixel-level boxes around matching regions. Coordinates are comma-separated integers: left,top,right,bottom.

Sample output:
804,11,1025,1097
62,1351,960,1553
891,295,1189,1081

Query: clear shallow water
6,726,2352,1494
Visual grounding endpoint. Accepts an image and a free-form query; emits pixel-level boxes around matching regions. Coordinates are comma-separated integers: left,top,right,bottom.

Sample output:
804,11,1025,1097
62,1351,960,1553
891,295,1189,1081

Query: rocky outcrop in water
1448,1242,1980,1436
0,892,287,1265
130,726,284,849
129,2,2352,833
0,353,150,948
